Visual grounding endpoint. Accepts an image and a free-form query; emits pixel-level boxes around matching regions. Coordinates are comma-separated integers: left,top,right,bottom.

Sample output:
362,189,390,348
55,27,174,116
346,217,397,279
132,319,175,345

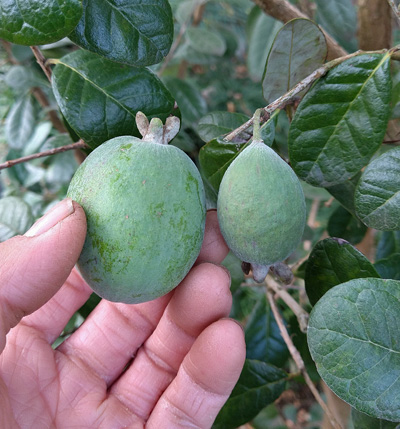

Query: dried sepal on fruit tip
135,111,180,145
251,263,271,283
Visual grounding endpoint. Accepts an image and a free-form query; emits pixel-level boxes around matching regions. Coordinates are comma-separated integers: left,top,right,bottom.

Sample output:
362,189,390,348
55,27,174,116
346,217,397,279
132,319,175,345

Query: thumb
0,198,86,352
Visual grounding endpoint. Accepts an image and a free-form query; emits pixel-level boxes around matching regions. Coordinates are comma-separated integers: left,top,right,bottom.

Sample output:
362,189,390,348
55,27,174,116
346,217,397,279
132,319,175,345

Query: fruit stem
136,112,180,145
252,108,263,143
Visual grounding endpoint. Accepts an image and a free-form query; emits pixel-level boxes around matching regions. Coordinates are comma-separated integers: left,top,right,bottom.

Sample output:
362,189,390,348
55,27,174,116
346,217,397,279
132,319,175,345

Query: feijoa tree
1,0,400,427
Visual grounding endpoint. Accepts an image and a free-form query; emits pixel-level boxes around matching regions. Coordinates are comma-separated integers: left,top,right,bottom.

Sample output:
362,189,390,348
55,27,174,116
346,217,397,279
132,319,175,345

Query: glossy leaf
289,54,392,187
197,111,250,143
213,359,287,429
0,0,82,46
199,117,275,193
327,205,367,245
52,50,176,148
262,18,327,103
163,77,206,124
245,294,289,367
375,254,400,281
352,408,400,429
0,196,33,241
308,278,400,421
246,6,282,81
305,237,379,306
186,27,226,57
5,94,36,150
355,147,400,231
69,0,173,66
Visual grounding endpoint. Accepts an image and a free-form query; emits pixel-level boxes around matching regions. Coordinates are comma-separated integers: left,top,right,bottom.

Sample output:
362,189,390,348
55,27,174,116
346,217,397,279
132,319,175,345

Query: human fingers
20,268,92,344
57,209,229,387
0,199,86,353
146,319,246,428
109,262,232,419
196,210,229,265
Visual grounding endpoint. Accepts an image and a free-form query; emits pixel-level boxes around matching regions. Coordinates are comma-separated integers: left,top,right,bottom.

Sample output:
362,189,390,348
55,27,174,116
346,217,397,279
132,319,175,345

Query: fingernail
25,199,75,237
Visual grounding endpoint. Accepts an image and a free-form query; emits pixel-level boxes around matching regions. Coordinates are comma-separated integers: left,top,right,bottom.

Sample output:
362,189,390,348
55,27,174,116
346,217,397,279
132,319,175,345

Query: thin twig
265,276,309,333
387,0,400,26
224,49,390,142
0,140,89,171
266,289,343,429
31,46,52,82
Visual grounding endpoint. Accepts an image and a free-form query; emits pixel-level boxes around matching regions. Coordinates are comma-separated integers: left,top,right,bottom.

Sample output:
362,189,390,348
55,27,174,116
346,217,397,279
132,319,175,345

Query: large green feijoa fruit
67,114,206,304
217,140,306,282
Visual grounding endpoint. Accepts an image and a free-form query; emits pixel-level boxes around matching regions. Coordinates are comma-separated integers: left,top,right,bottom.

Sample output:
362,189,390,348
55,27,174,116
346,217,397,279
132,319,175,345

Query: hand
0,199,245,428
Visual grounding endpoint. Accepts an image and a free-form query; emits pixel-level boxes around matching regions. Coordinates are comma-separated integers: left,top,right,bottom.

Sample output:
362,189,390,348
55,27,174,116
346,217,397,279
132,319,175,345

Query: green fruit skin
217,140,306,266
67,136,206,304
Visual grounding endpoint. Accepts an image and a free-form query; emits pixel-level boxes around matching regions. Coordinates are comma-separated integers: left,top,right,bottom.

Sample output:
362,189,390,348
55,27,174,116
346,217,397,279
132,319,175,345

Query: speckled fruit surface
217,140,306,266
68,135,206,303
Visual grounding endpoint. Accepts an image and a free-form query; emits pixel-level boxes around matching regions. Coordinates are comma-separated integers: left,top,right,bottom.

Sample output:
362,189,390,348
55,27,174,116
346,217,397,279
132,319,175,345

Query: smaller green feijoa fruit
67,114,206,304
217,140,306,281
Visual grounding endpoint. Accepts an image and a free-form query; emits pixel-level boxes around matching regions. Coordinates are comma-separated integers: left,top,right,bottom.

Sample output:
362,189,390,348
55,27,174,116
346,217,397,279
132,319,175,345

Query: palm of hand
0,207,245,428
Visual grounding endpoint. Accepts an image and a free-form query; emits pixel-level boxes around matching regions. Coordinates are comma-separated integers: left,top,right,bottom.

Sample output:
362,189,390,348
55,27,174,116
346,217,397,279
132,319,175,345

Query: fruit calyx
136,111,180,145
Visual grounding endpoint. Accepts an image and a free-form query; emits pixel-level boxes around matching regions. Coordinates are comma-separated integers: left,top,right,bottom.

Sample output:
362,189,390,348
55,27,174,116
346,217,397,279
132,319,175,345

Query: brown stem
0,140,89,170
31,46,52,82
265,276,309,333
1,40,18,64
251,0,348,60
358,0,392,50
266,289,343,429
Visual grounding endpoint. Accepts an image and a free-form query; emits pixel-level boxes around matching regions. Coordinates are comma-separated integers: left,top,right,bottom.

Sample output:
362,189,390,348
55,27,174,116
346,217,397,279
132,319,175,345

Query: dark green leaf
0,196,33,241
376,231,400,260
199,117,275,193
5,94,36,150
308,278,400,421
246,6,282,81
315,0,358,52
197,111,250,143
355,147,400,231
375,254,400,280
163,77,207,124
69,0,173,67
52,49,176,148
199,137,246,194
186,27,226,57
352,407,400,428
305,237,379,306
326,173,361,216
262,18,327,103
245,294,289,367
213,359,287,429
327,205,368,245
0,0,82,45
289,54,392,187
